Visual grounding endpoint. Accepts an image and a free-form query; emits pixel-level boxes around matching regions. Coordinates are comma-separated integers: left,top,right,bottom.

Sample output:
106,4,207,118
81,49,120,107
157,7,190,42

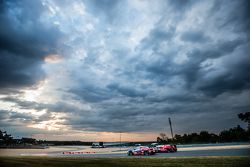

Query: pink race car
127,146,156,156
155,144,177,153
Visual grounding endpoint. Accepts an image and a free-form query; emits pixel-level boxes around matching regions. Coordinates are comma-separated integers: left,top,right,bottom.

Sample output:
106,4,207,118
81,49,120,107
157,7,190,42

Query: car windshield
135,146,148,149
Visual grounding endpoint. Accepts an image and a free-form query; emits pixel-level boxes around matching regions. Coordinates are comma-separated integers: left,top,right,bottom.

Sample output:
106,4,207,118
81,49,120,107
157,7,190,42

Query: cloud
180,30,210,43
167,0,193,10
0,0,250,139
0,109,34,127
107,83,147,98
83,0,126,24
196,43,250,96
0,0,61,92
70,87,112,103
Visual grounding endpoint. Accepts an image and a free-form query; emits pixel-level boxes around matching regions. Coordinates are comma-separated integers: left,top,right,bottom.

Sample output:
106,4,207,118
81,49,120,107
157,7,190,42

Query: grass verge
0,156,250,167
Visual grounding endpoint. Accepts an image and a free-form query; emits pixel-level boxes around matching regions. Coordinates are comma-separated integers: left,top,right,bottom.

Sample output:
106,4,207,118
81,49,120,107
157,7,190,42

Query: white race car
127,146,156,156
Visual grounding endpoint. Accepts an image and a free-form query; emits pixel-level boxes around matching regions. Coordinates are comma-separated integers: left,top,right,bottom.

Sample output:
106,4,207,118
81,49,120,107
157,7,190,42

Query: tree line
0,130,92,147
157,112,250,144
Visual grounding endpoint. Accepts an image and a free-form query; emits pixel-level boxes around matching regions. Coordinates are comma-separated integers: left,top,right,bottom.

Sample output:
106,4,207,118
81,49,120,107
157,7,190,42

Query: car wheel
128,151,133,156
144,151,150,156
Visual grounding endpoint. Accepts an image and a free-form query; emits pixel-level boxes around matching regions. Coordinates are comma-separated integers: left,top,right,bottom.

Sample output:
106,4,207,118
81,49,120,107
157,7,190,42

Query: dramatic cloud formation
0,0,249,141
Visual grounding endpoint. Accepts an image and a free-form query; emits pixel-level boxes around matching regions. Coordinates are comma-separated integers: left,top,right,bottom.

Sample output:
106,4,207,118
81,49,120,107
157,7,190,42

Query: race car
155,144,177,153
127,146,156,156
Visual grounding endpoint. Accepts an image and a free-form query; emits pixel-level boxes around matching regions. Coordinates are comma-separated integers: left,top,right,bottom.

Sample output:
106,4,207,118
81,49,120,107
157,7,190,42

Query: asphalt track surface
61,148,250,158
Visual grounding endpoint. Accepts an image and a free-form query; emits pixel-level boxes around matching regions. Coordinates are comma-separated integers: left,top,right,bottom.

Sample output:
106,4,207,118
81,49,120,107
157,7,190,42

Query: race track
61,148,250,158
1,144,250,158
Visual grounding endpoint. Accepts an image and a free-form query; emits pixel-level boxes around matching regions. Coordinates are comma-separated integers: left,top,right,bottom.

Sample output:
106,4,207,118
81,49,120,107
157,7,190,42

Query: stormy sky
0,0,250,141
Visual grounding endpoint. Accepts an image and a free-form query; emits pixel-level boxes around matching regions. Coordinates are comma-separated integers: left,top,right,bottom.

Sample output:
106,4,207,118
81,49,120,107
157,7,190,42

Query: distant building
91,142,104,148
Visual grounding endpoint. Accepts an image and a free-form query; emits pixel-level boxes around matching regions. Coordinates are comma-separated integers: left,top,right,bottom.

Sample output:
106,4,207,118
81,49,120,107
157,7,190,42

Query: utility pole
168,117,174,140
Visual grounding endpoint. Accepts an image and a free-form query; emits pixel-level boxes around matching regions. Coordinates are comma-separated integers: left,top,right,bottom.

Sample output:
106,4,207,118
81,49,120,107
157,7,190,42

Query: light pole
168,117,174,140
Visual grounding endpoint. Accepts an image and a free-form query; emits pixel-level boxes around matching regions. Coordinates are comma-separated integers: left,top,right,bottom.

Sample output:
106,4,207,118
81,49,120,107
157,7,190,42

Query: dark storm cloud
0,0,61,92
66,106,154,132
0,109,34,127
181,39,244,86
167,0,193,10
83,0,125,24
107,83,147,98
1,0,250,136
196,44,250,96
137,29,245,95
85,0,120,11
138,26,176,51
1,96,46,110
1,96,85,115
65,96,230,132
63,0,250,133
0,110,9,121
133,26,178,82
8,111,32,120
0,51,43,89
180,31,210,43
239,0,250,34
70,87,112,103
214,0,250,36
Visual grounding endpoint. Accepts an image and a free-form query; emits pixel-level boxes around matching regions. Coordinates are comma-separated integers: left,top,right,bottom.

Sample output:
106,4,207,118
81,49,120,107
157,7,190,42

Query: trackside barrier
62,151,96,154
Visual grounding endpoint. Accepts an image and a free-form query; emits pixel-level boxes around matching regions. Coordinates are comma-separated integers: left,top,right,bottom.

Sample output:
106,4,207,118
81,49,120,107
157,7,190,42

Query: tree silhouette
238,112,250,130
156,113,250,144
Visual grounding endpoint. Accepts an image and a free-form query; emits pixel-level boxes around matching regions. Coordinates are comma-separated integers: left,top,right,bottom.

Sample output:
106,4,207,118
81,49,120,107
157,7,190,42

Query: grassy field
0,156,250,167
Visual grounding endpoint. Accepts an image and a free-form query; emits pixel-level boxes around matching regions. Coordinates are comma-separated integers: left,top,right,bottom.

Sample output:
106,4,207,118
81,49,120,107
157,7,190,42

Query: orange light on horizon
32,131,158,142
44,54,62,63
